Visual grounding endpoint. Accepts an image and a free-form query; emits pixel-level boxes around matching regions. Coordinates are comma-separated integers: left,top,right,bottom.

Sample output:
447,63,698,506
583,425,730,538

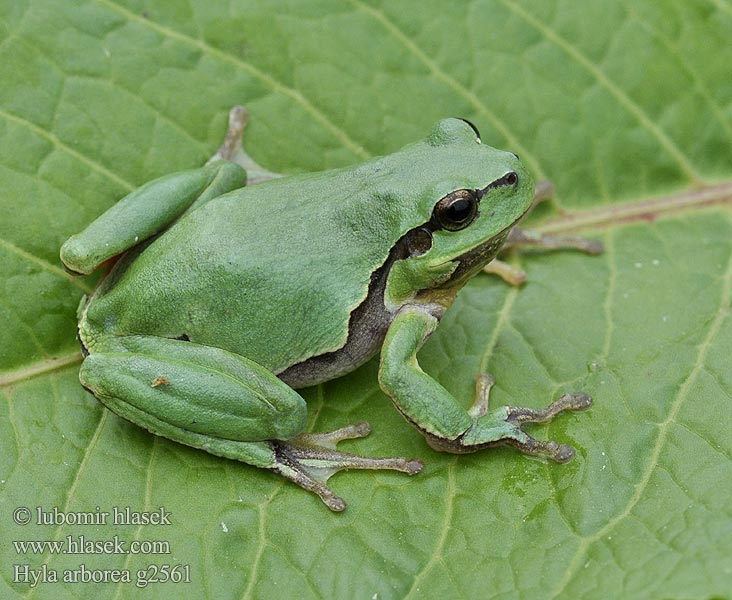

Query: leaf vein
537,182,732,236
404,457,457,599
241,504,267,600
673,419,732,465
94,0,370,160
479,285,520,374
506,320,560,387
0,352,82,388
113,436,158,600
2,387,21,476
25,408,108,600
0,107,135,192
627,7,732,140
498,0,703,184
347,0,549,181
549,225,732,599
0,237,92,293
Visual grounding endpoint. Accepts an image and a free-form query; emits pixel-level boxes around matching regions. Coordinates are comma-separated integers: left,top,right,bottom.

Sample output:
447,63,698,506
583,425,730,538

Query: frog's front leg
378,306,591,460
80,336,421,511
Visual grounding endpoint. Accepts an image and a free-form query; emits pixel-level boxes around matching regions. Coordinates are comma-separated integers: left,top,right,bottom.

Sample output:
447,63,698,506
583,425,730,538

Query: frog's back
83,165,411,374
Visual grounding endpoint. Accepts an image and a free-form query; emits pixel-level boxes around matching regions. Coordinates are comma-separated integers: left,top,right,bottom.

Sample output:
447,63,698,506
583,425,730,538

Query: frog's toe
506,392,592,424
492,392,591,462
291,421,371,450
502,435,576,463
270,424,423,511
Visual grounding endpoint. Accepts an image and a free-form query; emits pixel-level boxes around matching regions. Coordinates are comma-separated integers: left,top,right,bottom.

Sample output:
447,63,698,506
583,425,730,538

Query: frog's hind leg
60,159,245,275
199,422,422,512
207,105,284,185
79,335,422,511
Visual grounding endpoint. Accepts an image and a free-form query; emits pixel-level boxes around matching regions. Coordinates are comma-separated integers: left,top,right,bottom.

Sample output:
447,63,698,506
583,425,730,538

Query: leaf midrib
537,181,732,235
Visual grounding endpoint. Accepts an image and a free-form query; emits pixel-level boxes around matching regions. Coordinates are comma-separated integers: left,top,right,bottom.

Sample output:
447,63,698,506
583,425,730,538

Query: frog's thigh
79,336,306,465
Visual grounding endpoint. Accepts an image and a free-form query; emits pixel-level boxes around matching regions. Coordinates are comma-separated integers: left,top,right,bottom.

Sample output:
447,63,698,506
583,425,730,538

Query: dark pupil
447,198,472,223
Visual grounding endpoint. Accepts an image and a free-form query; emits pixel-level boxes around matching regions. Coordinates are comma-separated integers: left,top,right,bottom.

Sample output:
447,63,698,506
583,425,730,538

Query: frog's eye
431,189,479,232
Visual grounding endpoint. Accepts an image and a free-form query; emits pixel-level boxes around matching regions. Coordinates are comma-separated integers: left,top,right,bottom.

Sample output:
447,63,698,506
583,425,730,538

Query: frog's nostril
511,152,520,160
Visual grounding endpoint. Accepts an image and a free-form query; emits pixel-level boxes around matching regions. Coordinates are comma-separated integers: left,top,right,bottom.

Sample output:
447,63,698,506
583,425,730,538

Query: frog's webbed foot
207,105,285,185
497,392,593,462
485,179,603,286
271,422,423,511
439,373,592,462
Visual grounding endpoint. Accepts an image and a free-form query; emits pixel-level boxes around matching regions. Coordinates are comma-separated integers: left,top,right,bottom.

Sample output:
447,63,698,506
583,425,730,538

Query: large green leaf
2,1,731,598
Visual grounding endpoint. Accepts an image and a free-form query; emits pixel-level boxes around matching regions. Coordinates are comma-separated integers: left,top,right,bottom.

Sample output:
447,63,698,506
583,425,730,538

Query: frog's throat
436,226,512,290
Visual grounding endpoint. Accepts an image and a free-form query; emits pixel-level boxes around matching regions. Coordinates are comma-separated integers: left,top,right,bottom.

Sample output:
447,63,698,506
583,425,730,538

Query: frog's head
383,118,535,306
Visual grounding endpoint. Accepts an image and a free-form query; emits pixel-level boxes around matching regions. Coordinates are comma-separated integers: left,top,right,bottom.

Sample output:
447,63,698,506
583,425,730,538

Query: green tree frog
60,109,593,511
